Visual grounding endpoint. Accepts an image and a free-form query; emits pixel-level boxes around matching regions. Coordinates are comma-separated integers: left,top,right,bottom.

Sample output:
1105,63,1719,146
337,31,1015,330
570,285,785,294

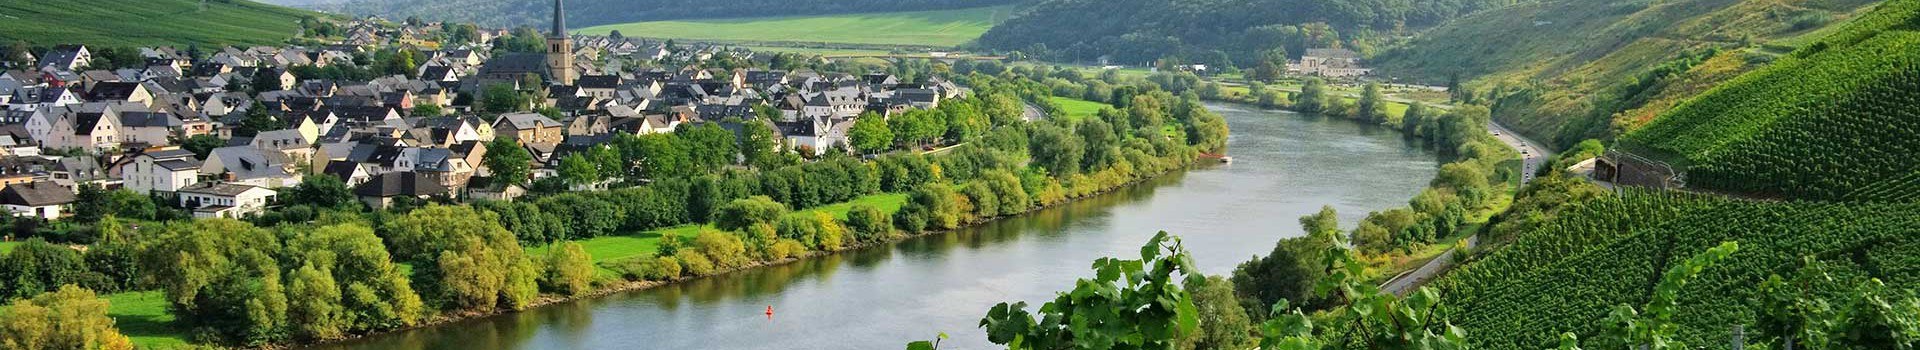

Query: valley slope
0,0,317,47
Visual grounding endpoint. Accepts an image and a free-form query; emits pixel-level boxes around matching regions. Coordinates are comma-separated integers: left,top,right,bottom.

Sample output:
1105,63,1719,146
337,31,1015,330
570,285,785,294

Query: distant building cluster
1288,48,1371,78
0,0,968,220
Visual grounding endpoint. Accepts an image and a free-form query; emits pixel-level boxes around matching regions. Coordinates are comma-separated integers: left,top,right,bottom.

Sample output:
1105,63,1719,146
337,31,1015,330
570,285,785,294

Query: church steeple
545,0,575,85
551,0,566,38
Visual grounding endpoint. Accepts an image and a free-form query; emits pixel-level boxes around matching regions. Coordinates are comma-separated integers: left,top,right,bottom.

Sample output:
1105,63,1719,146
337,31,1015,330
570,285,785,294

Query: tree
236,101,284,137
557,153,601,187
252,68,283,92
1295,78,1330,114
381,206,538,312
738,119,782,169
283,224,423,334
289,175,356,209
849,112,895,154
692,229,751,269
411,104,445,117
3,41,31,68
1179,275,1252,350
0,285,134,350
677,124,739,171
0,240,87,299
1357,82,1387,123
1232,207,1340,315
181,134,224,159
1028,124,1084,177
845,204,893,244
483,136,532,187
713,196,789,232
480,84,528,114
1400,102,1429,135
137,219,288,345
541,242,595,296
978,232,1199,349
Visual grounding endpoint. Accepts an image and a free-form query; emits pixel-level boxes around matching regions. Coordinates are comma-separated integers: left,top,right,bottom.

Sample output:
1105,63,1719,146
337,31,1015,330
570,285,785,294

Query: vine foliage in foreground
977,231,1201,349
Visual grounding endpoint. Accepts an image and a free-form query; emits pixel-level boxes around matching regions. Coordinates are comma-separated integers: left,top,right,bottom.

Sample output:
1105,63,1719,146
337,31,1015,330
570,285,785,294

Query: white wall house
124,149,203,195
176,182,276,219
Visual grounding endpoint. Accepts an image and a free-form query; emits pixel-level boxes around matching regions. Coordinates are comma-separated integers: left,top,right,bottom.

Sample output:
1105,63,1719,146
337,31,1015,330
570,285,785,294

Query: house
50,156,112,189
0,181,73,219
87,82,152,107
493,112,564,146
38,46,92,72
355,171,450,210
118,111,184,146
202,146,302,188
29,103,126,152
1291,48,1371,78
396,147,477,189
122,149,202,195
176,182,276,219
320,160,374,186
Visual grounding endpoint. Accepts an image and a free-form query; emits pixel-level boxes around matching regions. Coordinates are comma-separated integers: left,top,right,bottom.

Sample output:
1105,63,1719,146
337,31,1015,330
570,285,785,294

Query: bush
609,255,683,281
541,242,595,296
693,229,751,269
674,250,716,277
768,239,808,260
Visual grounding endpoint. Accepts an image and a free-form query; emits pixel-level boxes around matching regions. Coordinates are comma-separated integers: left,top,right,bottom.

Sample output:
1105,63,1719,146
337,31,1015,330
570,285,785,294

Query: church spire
551,0,566,38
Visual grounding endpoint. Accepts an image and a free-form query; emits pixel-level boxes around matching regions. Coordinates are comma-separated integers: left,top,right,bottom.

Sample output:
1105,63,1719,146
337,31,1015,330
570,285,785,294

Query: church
476,0,578,87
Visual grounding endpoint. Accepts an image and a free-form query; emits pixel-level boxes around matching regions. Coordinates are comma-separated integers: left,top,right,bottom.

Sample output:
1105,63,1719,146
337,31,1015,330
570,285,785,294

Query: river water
314,103,1437,350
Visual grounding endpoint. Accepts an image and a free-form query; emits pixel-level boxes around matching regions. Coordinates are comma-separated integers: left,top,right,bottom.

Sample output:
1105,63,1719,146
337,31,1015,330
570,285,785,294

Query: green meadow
575,6,1015,48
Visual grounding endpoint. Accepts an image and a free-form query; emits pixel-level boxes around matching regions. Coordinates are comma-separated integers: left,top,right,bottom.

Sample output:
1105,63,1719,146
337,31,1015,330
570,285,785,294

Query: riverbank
299,147,1209,350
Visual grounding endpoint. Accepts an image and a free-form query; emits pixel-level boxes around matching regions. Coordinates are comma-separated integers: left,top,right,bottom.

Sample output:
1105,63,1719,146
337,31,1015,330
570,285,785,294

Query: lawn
0,0,313,47
1048,97,1111,122
0,241,17,254
105,290,189,349
573,6,1015,47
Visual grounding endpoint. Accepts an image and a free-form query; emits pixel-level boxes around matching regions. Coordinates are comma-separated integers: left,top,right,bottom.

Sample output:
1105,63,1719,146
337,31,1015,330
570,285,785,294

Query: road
1379,121,1553,296
1022,102,1045,122
1490,121,1554,186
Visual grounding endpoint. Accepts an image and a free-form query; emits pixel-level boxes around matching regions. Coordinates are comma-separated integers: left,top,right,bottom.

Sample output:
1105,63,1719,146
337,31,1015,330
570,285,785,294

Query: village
0,12,966,223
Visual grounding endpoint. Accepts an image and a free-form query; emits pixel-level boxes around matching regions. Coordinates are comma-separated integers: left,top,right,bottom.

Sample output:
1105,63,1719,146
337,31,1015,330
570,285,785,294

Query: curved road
1379,121,1552,296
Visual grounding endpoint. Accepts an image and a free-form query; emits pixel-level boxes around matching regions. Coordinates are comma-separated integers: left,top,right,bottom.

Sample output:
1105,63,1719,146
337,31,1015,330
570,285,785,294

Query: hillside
329,0,1022,29
1437,190,1920,349
1370,0,1882,148
0,0,316,47
573,6,1015,48
1615,0,1920,201
976,0,1527,65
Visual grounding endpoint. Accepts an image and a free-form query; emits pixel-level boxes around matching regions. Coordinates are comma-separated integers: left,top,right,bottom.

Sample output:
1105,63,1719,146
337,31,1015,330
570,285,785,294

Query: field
1047,97,1109,122
0,241,17,254
0,0,314,47
573,6,1015,48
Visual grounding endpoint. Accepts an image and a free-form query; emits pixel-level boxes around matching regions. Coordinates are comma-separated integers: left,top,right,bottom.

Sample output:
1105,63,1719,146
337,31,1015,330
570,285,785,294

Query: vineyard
1616,0,1920,200
1432,191,1920,349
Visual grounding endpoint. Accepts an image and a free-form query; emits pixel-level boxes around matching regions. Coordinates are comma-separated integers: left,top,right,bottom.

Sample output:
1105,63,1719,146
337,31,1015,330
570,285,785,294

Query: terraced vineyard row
1688,62,1920,201
1434,191,1920,349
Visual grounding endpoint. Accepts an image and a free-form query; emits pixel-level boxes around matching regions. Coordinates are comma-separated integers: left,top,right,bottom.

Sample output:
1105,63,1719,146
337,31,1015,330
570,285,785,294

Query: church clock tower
546,0,576,85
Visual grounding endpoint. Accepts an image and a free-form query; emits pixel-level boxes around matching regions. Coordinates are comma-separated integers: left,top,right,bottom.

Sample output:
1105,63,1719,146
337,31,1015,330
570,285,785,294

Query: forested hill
0,0,319,47
1366,0,1881,148
318,0,1024,29
975,0,1529,64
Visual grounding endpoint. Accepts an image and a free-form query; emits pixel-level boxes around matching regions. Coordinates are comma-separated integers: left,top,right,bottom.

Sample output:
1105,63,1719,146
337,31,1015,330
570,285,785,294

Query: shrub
674,250,716,277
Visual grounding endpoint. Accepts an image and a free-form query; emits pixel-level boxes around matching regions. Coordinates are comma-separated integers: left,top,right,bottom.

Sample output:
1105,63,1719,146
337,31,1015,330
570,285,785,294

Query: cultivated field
573,6,1014,48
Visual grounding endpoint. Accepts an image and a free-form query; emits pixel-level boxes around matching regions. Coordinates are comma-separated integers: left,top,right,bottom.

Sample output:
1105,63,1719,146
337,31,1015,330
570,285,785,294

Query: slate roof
355,171,449,197
120,111,182,128
88,82,143,101
0,181,74,207
178,182,268,197
496,112,562,130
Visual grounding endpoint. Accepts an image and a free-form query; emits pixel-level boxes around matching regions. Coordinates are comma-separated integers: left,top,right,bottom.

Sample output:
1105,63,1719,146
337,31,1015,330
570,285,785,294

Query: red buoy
765,305,774,319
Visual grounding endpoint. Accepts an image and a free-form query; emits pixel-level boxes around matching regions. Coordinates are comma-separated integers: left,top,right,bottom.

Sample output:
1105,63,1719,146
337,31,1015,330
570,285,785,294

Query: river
313,103,1438,350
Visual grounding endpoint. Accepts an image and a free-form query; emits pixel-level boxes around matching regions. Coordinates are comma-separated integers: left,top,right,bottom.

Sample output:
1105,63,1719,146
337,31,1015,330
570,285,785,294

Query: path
1022,102,1045,122
1379,121,1554,296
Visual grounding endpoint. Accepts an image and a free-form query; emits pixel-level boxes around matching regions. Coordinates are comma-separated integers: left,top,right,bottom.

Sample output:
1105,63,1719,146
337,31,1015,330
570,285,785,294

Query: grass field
0,241,17,254
0,0,313,47
1048,97,1110,122
105,290,188,348
574,6,1015,47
